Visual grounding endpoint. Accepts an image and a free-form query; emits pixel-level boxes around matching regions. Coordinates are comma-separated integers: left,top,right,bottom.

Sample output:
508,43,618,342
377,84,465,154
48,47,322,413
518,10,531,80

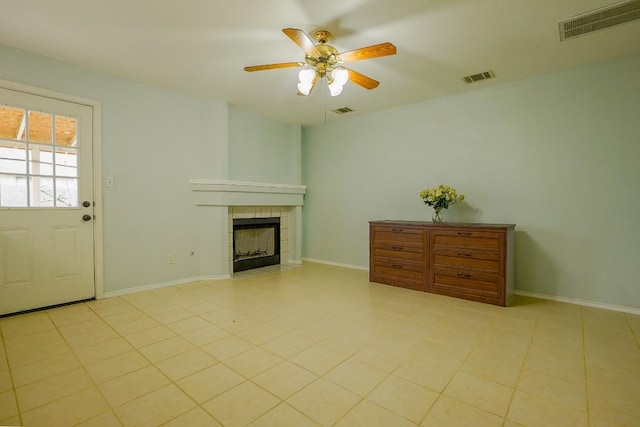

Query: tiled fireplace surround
190,179,306,278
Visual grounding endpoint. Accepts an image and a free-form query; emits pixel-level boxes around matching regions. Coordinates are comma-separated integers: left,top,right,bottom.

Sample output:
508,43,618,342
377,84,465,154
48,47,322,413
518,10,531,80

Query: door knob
82,201,91,207
82,214,92,222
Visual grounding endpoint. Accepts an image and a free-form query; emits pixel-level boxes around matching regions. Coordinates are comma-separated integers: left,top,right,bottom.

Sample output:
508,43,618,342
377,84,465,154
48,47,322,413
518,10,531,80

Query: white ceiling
1,0,639,126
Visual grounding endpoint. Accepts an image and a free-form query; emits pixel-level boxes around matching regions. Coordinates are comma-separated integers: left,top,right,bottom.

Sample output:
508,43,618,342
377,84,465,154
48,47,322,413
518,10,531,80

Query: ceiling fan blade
282,28,321,56
345,68,380,90
339,42,396,62
298,75,319,96
244,62,304,72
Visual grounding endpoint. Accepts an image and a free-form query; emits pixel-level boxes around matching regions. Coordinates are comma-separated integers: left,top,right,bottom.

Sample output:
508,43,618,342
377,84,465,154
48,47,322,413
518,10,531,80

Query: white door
0,87,95,315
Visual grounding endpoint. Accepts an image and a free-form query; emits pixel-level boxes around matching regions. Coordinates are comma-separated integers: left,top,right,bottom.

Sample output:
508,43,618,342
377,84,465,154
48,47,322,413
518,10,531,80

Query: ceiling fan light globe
328,83,343,97
333,68,349,86
298,69,315,84
297,82,312,95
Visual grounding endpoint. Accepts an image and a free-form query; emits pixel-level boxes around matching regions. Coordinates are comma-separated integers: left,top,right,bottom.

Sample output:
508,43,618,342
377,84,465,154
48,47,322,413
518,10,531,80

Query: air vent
559,0,640,41
332,107,354,115
461,70,496,84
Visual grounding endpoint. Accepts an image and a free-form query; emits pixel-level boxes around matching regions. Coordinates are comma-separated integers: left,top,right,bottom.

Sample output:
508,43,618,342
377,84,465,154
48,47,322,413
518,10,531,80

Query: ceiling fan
244,28,396,96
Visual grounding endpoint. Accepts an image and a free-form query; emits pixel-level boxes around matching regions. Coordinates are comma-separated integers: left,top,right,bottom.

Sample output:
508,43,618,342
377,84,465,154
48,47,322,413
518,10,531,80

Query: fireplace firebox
232,217,280,272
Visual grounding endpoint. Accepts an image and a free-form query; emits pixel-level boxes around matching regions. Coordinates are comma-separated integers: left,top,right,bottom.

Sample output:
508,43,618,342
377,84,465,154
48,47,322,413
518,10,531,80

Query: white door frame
1,78,104,299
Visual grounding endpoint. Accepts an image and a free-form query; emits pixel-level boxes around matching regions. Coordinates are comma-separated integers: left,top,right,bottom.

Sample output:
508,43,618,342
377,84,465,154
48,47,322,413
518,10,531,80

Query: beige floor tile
202,335,256,360
182,323,230,346
98,365,171,407
253,361,318,399
287,378,360,427
367,374,438,423
0,316,55,339
16,367,94,412
443,371,513,417
224,347,282,378
161,407,222,427
58,318,110,338
0,390,18,421
150,308,194,324
217,315,264,333
177,363,244,403
0,370,11,392
72,337,133,366
101,309,151,328
237,323,286,345
394,354,458,392
289,344,348,375
114,384,196,427
155,348,218,381
65,327,121,350
508,390,588,427
336,400,416,427
85,350,150,384
75,410,122,427
21,387,110,427
124,325,176,348
4,328,64,356
422,395,504,426
247,402,321,427
202,381,280,427
587,365,640,425
324,358,388,396
320,329,375,356
10,351,81,388
138,335,195,363
261,333,315,358
166,316,212,334
517,367,586,411
352,343,410,372
461,343,527,387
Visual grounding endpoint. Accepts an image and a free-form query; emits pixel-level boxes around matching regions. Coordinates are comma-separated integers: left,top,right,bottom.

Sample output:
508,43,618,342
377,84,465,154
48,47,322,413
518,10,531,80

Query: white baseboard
102,275,230,299
302,257,368,271
515,290,640,315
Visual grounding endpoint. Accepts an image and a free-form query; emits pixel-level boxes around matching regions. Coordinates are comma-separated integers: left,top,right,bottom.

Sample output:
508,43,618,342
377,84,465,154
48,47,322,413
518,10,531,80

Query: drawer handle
391,264,403,269
392,246,404,251
392,228,404,233
457,232,472,236
457,273,472,278
457,252,472,257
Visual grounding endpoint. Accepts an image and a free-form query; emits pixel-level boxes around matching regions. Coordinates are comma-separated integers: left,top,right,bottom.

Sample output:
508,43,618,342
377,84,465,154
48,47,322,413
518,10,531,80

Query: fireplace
232,217,280,272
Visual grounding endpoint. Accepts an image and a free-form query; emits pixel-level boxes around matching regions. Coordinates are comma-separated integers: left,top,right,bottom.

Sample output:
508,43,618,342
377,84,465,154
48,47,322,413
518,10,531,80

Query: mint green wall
228,108,302,184
0,43,299,293
302,53,640,308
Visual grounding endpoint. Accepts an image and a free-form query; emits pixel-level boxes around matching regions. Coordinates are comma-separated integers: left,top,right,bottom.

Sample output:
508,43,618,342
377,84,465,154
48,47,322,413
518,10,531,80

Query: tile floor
1,262,639,426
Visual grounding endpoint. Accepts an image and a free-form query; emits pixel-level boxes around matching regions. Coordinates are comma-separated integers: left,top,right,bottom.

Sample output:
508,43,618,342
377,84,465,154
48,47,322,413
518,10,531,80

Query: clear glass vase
432,209,443,223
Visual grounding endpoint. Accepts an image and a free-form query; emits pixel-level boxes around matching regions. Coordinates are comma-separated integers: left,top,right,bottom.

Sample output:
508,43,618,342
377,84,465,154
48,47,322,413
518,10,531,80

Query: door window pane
55,177,78,207
28,145,54,176
0,141,27,174
55,115,77,146
28,112,52,144
29,176,55,207
55,147,78,177
0,174,28,207
0,106,26,141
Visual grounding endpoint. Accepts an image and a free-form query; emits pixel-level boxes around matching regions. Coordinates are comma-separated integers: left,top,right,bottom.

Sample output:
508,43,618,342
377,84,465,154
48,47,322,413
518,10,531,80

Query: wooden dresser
370,220,515,306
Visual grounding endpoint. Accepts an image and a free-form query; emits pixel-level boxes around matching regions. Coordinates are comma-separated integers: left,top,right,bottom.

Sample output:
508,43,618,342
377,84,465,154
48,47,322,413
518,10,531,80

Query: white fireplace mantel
190,179,306,206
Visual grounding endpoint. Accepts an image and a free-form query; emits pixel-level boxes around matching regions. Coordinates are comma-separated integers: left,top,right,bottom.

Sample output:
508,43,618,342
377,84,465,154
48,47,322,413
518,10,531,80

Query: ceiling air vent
332,107,354,115
559,0,640,41
461,70,496,84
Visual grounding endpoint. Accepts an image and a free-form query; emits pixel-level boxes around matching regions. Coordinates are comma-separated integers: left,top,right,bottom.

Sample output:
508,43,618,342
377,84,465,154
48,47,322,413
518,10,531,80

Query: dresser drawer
431,229,501,250
432,266,499,282
431,274,501,301
371,226,424,248
371,260,426,290
372,244,423,263
432,254,499,272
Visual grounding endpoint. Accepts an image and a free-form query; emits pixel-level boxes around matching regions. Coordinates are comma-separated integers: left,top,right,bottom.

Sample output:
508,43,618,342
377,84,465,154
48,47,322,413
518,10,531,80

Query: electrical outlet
328,241,335,249
168,254,175,264
105,176,114,187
